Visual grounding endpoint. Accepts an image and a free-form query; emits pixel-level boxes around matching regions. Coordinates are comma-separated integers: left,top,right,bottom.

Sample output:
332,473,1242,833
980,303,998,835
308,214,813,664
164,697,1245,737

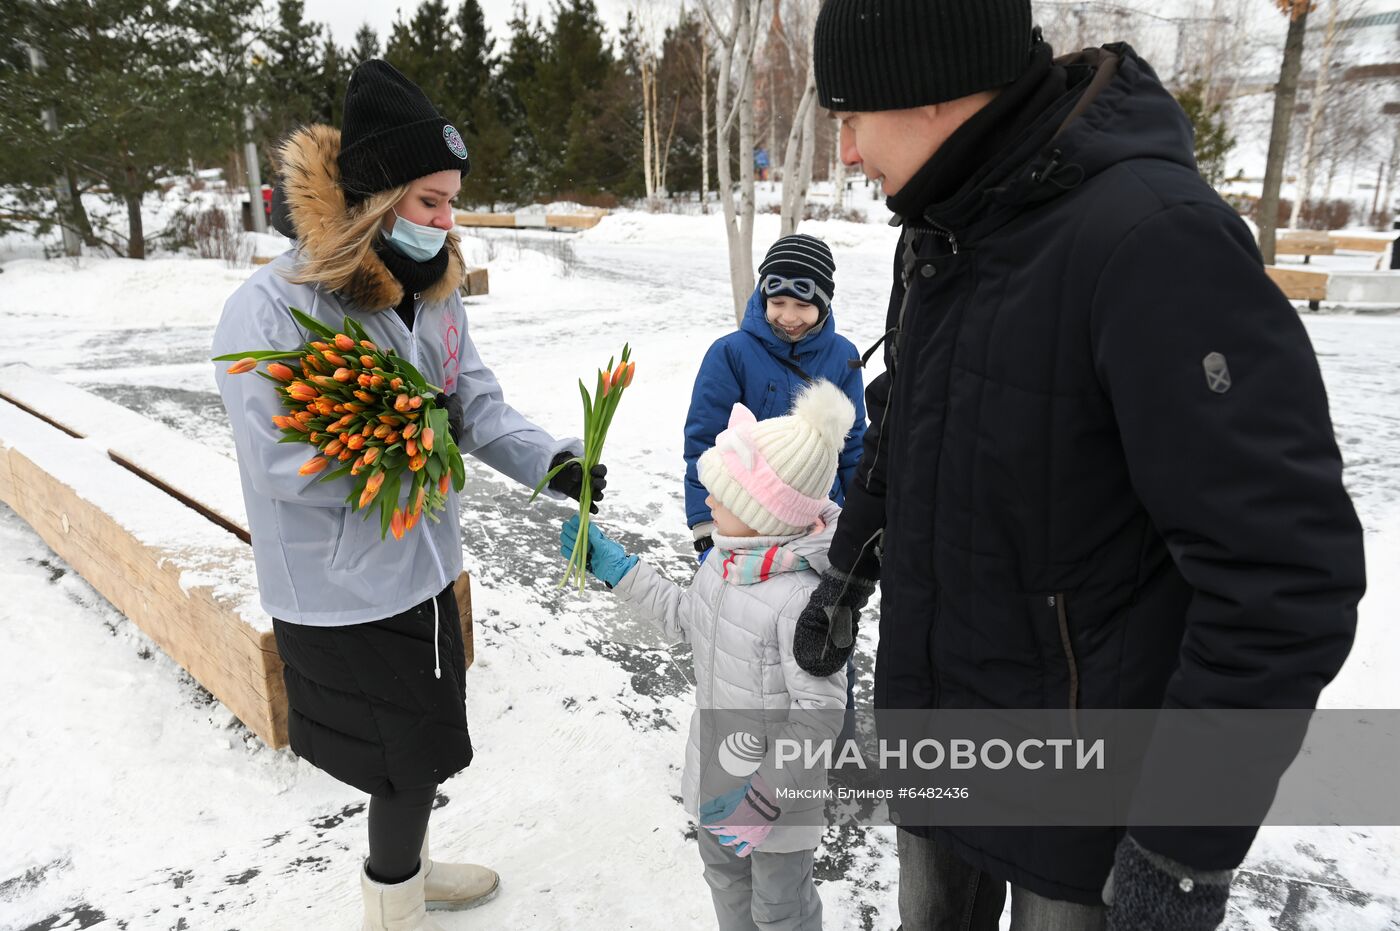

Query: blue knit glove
560,515,638,587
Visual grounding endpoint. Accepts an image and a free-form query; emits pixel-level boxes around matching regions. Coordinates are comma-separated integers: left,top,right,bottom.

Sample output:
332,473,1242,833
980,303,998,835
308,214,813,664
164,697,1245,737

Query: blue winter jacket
684,287,867,528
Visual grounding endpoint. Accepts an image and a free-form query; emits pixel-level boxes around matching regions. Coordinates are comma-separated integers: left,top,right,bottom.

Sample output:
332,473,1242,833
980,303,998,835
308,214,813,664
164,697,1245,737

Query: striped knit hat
699,380,856,536
758,234,836,321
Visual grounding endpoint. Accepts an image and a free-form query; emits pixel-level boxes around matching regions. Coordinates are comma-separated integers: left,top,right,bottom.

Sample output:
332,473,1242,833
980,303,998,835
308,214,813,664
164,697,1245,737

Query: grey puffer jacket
613,502,848,853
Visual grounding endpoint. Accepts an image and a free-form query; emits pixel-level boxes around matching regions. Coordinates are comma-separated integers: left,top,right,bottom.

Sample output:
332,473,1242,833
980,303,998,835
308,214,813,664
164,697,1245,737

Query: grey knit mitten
1104,835,1233,931
792,567,875,678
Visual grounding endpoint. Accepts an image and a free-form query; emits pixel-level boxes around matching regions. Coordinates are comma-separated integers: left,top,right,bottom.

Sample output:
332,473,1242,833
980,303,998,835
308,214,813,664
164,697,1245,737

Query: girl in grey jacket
212,61,603,931
561,380,856,931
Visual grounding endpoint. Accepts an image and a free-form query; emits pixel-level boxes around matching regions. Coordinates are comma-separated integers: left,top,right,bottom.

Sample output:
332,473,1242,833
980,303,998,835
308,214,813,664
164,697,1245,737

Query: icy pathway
1,214,1398,928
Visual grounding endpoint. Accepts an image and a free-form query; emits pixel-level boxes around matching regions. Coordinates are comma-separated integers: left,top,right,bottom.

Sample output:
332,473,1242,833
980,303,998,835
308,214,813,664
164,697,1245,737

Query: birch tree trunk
642,58,657,208
779,68,816,237
704,0,764,325
701,36,710,203
1258,1,1310,265
1289,0,1338,231
777,1,818,238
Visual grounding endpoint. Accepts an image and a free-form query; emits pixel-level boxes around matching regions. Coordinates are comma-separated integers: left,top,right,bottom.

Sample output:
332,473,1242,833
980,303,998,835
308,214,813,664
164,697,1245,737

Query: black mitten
1104,835,1233,931
548,450,607,514
433,392,466,445
793,567,876,677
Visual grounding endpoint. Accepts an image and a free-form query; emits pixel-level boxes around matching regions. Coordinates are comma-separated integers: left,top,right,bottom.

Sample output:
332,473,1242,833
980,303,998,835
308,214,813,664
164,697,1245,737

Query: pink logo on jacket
441,314,461,388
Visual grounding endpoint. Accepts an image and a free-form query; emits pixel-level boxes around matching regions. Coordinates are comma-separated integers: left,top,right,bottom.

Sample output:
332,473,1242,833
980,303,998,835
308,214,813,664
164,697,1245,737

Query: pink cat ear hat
698,379,856,536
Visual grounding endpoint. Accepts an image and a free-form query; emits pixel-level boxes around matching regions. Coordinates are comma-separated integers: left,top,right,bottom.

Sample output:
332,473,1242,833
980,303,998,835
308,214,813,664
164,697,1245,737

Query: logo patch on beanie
443,125,468,160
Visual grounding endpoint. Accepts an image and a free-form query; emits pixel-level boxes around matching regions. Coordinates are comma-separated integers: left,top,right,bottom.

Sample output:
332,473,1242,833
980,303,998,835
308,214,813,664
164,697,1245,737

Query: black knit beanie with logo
758,234,837,321
814,0,1034,112
337,60,471,205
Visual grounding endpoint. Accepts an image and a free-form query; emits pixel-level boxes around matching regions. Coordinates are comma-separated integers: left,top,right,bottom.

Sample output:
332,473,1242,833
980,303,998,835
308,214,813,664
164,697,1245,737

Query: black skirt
272,583,472,795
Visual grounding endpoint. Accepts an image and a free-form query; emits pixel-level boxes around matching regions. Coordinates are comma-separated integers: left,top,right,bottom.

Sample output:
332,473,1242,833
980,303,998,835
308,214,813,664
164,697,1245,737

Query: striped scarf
716,543,811,586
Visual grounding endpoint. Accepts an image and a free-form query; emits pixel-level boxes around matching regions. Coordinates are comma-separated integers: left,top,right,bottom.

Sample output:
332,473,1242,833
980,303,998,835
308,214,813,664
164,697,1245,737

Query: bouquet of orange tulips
532,345,636,590
214,308,466,540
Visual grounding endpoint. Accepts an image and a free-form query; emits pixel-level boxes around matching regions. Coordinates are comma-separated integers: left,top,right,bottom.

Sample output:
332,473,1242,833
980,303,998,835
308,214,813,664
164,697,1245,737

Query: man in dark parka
790,1,1368,928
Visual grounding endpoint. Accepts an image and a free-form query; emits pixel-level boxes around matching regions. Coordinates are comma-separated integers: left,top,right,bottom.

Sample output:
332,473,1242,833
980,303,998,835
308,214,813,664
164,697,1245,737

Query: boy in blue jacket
685,234,866,557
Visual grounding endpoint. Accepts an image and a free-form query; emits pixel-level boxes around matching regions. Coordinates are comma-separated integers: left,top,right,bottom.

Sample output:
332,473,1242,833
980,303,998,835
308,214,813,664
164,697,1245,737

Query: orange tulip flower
226,357,258,375
299,456,329,476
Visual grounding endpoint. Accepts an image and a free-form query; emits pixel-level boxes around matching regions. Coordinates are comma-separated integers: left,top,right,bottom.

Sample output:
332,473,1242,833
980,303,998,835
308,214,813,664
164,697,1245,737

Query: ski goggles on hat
761,274,830,306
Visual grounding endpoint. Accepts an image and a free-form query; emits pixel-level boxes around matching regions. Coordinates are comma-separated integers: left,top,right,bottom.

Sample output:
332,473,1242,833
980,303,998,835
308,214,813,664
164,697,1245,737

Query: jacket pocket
1048,592,1081,737
329,507,377,573
757,380,781,419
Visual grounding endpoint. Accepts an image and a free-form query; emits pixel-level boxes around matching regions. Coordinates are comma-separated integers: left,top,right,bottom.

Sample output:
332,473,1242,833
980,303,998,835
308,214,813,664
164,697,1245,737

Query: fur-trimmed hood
277,124,465,311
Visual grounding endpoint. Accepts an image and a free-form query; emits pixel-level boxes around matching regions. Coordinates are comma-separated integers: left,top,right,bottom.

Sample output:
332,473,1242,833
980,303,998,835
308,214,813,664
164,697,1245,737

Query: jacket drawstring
432,593,442,680
849,328,898,371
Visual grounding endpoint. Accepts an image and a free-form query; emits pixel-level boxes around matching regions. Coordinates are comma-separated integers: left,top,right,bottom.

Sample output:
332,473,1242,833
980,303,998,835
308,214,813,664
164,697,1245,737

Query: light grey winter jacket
613,502,848,853
212,124,574,626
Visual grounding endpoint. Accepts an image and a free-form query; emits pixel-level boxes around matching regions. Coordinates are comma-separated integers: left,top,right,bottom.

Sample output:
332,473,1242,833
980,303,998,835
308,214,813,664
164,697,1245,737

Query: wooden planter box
454,209,607,231
0,365,473,749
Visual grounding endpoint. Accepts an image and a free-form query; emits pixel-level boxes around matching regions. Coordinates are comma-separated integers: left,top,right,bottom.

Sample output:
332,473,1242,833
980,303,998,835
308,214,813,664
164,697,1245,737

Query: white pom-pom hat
698,379,857,535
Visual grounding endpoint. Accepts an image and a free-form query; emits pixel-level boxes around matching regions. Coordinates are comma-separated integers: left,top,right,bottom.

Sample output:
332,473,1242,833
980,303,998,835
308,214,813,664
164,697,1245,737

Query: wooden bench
1275,231,1337,264
1265,265,1329,310
1328,232,1394,270
1264,265,1400,308
1326,271,1400,305
455,210,607,232
249,252,493,295
0,364,473,749
1328,233,1393,254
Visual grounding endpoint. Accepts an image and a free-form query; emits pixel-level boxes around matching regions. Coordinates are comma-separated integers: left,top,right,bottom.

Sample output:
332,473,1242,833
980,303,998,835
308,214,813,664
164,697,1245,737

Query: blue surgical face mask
383,212,447,262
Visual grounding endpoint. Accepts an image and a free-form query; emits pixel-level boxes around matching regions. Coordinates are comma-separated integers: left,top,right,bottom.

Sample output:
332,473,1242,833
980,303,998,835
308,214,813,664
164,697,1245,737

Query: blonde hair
286,183,411,293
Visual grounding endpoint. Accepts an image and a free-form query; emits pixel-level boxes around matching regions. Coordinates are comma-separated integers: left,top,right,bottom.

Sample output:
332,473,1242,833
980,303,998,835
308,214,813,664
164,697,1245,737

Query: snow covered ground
0,210,1397,930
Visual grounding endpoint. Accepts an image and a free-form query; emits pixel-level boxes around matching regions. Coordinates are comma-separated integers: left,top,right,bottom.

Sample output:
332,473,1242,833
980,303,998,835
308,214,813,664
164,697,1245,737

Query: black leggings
366,783,437,884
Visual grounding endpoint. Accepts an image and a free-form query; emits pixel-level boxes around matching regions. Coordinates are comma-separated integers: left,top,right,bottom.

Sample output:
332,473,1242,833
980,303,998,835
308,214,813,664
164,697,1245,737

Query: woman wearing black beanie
212,60,605,930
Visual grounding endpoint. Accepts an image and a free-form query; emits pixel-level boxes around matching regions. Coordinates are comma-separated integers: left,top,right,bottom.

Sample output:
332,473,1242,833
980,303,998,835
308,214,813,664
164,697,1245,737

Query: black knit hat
814,0,1034,112
337,60,471,205
758,234,837,320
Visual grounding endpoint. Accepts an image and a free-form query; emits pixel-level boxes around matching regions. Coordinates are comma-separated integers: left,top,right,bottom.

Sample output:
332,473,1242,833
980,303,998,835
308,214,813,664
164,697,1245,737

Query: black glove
793,567,876,677
692,520,715,562
1103,835,1233,931
433,393,466,445
548,450,607,514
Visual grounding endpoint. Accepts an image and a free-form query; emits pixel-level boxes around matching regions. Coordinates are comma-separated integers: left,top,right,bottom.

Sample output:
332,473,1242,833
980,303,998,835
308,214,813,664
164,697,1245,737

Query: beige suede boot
421,827,501,911
360,861,447,931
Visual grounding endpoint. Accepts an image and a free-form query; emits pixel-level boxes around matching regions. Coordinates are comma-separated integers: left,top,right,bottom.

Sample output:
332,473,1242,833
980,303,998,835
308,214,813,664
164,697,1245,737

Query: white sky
302,0,641,50
303,0,1400,53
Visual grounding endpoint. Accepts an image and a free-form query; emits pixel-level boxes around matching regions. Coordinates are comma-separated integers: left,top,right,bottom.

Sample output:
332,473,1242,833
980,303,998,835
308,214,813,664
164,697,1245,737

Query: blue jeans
897,829,1107,931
